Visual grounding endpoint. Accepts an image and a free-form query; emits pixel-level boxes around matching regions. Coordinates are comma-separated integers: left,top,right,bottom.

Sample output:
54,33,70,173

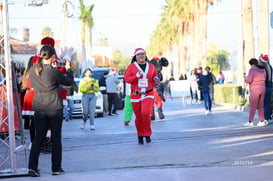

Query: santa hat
259,54,269,63
63,55,71,61
152,57,160,60
109,68,116,74
41,37,55,47
134,48,146,56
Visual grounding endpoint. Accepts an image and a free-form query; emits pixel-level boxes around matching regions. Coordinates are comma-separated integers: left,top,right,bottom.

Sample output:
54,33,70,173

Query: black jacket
29,64,73,111
198,73,212,93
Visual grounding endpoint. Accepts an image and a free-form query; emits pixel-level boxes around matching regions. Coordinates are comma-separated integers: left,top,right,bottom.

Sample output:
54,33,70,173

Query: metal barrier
0,1,28,177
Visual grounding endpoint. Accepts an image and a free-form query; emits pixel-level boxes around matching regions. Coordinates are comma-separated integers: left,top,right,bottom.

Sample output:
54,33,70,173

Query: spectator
28,45,73,177
79,68,100,130
63,55,77,122
189,69,198,104
207,67,217,101
196,67,203,104
217,71,225,84
244,58,268,127
22,56,35,150
106,68,119,116
198,66,212,115
258,54,273,123
179,74,184,80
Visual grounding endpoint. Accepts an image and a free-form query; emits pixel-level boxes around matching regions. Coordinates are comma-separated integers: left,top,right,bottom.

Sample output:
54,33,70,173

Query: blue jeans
82,93,97,125
203,92,211,111
264,86,272,120
64,98,74,120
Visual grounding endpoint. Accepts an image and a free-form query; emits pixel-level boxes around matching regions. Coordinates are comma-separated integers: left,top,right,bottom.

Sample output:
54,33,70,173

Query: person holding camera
28,45,73,177
79,68,100,130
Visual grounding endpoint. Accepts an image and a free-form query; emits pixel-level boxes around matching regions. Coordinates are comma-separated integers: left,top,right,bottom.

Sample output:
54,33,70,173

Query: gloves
153,77,160,84
136,71,144,78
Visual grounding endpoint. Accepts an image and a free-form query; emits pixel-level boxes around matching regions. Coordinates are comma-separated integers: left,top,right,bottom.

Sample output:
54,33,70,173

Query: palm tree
207,44,230,73
79,0,94,69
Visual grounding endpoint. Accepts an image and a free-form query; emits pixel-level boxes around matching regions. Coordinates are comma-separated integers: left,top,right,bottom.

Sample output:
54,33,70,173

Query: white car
72,78,104,118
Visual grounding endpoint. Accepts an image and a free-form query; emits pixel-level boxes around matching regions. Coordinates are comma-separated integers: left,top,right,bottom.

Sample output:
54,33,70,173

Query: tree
207,44,230,73
112,50,131,73
79,0,94,69
41,27,54,38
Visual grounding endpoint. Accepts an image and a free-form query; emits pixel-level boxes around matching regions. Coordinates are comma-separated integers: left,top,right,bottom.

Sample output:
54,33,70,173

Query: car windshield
80,68,110,81
91,71,108,80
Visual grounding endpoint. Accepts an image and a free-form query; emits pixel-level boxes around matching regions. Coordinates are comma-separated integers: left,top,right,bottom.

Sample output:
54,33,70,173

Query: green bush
214,84,244,105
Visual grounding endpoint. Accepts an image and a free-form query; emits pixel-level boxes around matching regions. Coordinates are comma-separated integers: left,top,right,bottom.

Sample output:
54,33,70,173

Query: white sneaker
205,111,209,115
243,122,254,127
90,125,95,130
257,120,268,127
80,121,86,129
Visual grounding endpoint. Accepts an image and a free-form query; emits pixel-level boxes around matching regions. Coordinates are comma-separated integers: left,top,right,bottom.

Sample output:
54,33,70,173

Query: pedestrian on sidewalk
258,54,273,123
244,58,268,127
189,69,198,104
124,48,159,144
79,68,100,130
28,45,73,177
198,66,212,115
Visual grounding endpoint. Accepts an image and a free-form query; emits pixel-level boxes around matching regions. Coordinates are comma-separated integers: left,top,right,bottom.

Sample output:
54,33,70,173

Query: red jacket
124,62,158,102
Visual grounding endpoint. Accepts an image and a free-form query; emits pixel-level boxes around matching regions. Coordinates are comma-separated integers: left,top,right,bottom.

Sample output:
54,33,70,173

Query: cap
134,48,146,56
41,37,55,47
259,54,269,62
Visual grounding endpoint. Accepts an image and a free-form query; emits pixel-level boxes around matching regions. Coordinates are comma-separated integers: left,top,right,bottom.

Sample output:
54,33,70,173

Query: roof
0,36,39,54
10,38,39,54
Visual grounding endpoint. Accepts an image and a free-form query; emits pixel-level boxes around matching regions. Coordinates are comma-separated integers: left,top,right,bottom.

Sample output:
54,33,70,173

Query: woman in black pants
28,45,73,177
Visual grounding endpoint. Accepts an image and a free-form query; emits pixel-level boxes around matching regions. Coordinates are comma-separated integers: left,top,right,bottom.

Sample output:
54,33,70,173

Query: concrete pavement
2,98,273,181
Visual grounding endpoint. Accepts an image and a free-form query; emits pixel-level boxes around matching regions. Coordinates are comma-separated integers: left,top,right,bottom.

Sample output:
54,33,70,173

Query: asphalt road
2,97,273,181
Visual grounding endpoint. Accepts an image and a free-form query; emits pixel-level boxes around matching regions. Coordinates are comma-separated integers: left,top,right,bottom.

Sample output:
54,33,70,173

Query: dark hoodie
246,65,266,89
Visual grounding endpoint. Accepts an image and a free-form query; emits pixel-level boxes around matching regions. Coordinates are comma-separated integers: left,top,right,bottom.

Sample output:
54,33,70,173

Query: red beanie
134,48,146,56
259,54,269,62
41,37,55,47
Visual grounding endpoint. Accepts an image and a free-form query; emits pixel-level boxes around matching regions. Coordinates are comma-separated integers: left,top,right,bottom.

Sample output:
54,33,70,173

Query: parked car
72,78,104,118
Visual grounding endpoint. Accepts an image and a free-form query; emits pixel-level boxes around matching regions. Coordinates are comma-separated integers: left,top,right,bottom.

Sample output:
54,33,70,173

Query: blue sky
6,0,273,56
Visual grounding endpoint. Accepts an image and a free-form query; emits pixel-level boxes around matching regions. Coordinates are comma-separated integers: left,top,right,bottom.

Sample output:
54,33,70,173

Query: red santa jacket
124,62,158,103
33,54,67,101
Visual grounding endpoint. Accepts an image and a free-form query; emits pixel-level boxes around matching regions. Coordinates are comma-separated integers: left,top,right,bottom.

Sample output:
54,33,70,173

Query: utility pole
237,0,244,86
61,0,67,50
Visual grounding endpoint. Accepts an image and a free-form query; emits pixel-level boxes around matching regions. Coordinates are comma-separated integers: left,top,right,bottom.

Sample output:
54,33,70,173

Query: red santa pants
132,98,154,137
